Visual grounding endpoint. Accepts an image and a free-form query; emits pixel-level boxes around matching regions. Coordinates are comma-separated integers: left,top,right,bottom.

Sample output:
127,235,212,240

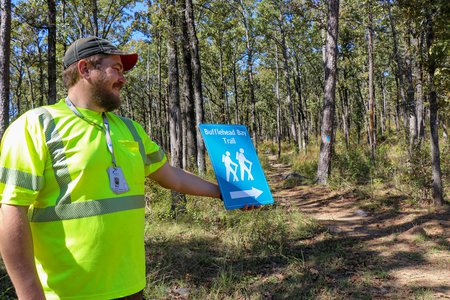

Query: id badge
107,166,130,194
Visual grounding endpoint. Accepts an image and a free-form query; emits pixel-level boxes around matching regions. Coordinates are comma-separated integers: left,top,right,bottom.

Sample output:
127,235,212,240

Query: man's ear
77,60,90,79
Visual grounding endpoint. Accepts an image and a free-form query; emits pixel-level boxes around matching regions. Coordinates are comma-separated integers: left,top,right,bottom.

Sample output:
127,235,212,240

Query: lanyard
65,97,117,167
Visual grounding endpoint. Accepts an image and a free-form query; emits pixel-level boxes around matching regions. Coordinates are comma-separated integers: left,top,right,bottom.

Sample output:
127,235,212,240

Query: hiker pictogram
222,151,239,182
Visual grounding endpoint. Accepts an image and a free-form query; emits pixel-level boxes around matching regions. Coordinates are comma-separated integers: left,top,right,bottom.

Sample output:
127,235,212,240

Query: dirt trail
266,155,450,299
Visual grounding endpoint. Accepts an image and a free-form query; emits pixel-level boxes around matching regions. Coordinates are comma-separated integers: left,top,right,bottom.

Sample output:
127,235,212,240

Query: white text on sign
203,128,247,137
222,137,236,144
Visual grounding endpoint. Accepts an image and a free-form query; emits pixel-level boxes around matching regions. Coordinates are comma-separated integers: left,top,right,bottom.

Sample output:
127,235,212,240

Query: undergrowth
143,183,320,299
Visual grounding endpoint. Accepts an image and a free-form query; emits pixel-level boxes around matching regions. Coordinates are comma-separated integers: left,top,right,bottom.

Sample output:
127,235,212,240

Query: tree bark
239,0,257,148
145,44,153,135
232,53,239,124
367,0,376,159
380,72,387,137
167,0,186,211
275,43,281,159
180,0,197,171
405,32,417,153
425,9,444,207
185,0,206,175
47,0,57,105
37,39,45,107
293,54,308,152
279,10,297,149
387,2,408,138
317,0,339,184
0,0,11,140
414,31,425,145
92,0,99,36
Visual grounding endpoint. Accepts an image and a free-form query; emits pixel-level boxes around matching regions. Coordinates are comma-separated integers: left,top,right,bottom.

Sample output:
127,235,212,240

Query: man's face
89,55,126,112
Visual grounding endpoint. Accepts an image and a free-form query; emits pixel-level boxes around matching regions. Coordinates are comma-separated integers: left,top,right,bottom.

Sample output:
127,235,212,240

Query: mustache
113,82,125,90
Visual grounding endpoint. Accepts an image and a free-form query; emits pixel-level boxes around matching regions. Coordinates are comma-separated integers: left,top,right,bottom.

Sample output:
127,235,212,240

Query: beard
90,75,122,112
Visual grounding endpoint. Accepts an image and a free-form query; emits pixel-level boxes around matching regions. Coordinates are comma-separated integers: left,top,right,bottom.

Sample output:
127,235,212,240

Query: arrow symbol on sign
230,187,263,199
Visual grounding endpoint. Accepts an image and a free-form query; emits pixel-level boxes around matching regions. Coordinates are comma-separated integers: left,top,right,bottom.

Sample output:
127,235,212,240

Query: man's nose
118,73,127,84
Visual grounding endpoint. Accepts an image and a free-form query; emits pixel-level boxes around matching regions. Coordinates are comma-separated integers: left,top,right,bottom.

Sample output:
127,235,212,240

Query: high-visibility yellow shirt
0,99,167,299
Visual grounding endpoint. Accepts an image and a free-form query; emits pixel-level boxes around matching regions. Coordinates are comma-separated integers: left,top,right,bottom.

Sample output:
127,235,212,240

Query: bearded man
0,36,221,300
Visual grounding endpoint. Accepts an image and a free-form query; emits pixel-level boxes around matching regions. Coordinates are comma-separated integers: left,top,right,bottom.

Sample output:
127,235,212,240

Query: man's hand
240,204,260,211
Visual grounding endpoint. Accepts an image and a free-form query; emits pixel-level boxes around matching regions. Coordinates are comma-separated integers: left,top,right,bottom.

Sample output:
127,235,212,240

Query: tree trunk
415,31,425,145
37,40,45,107
339,82,350,150
279,11,297,149
92,0,99,36
145,44,152,135
275,43,281,159
293,54,308,152
442,119,448,143
239,0,257,147
387,2,408,138
405,32,417,153
0,0,11,140
185,0,205,175
367,0,376,159
380,72,387,137
180,0,197,171
167,0,186,212
157,32,164,148
47,0,57,105
219,45,229,124
233,54,239,124
25,63,36,109
317,0,339,184
12,63,24,116
425,9,444,207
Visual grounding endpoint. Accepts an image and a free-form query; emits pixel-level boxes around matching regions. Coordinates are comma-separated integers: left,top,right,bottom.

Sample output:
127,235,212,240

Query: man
0,36,221,300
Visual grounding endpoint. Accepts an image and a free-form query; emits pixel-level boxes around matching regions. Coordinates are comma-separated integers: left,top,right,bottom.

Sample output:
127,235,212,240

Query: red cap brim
120,53,138,71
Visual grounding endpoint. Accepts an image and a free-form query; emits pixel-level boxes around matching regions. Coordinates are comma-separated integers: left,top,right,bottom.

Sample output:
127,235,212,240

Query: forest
0,0,449,298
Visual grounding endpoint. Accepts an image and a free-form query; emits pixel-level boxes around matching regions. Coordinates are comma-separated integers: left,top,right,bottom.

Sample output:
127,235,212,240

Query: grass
143,190,317,299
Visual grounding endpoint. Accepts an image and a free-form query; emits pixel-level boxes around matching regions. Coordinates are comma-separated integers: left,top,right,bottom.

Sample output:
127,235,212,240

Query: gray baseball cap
63,36,138,71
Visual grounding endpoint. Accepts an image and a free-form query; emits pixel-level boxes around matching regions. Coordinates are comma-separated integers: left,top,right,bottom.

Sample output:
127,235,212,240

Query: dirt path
267,155,450,299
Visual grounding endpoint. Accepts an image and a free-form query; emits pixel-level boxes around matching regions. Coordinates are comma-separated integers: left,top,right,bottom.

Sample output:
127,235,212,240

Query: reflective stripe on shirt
118,116,165,166
37,107,72,206
29,195,145,222
0,167,44,191
118,116,147,164
147,149,165,165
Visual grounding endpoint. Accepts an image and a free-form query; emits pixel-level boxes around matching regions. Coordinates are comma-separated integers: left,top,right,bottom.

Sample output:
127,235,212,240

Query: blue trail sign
199,124,274,210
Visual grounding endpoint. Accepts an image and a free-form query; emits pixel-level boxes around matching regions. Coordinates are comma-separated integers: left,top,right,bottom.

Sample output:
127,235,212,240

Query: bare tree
317,0,339,184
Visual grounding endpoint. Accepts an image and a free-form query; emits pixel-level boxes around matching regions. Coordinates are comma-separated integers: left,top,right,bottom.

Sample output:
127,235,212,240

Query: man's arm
148,162,221,199
0,204,45,300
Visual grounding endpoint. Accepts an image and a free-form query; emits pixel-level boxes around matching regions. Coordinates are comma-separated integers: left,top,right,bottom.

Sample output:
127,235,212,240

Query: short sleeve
133,123,167,176
0,112,47,206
